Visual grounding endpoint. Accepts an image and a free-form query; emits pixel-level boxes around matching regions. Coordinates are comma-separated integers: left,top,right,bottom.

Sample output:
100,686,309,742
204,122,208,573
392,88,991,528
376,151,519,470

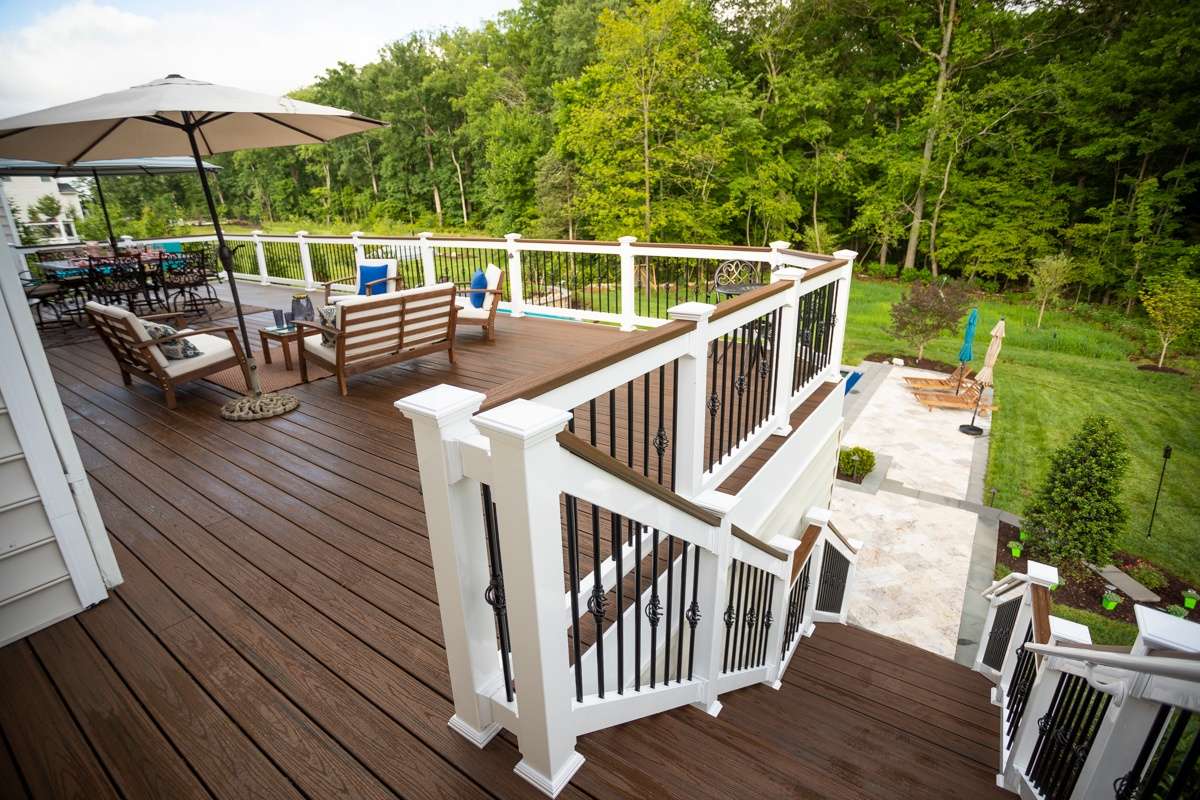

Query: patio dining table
715,281,765,298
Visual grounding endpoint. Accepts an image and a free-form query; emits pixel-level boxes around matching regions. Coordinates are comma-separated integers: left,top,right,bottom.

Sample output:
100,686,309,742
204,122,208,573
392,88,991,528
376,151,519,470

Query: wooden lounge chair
84,301,251,409
913,382,996,415
453,264,504,341
903,363,973,389
296,283,458,396
322,258,400,304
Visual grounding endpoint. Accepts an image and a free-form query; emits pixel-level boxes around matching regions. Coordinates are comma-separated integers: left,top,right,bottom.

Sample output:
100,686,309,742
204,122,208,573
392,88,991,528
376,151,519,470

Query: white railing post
767,240,790,273
828,250,857,378
667,301,716,497
418,231,437,286
769,267,804,433
350,230,365,264
473,400,583,798
393,386,503,747
618,235,637,332
691,491,738,716
295,230,315,290
251,229,269,284
505,232,525,318
764,536,801,688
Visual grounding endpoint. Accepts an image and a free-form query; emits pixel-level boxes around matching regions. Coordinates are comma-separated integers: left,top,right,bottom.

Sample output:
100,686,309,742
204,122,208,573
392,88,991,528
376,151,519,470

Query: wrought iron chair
87,256,153,313
159,251,219,315
19,269,67,328
713,259,761,297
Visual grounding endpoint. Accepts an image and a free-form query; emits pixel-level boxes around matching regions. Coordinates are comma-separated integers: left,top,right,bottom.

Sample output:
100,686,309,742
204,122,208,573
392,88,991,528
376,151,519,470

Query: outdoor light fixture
1147,444,1172,538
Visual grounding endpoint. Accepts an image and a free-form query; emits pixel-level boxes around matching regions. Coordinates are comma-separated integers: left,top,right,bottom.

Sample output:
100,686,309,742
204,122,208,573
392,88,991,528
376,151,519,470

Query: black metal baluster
589,502,605,698
687,545,701,680
566,495,583,702
613,511,624,695
647,368,655,479
589,398,597,447
675,541,688,682
1135,707,1190,800
731,324,745,449
634,522,642,692
706,339,719,470
670,359,679,491
1031,675,1081,787
718,332,731,463
722,564,736,673
648,529,661,688
664,536,675,685
480,484,513,702
731,561,747,670
1027,672,1069,781
627,379,635,471
608,389,617,459
741,567,760,669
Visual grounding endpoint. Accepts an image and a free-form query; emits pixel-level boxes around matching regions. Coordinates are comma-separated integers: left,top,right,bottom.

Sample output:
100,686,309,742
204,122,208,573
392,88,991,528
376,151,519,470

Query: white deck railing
393,254,860,797
975,564,1200,798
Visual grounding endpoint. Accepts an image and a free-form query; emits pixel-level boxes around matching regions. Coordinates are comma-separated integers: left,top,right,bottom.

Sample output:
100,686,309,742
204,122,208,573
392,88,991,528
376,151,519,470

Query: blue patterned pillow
142,322,201,360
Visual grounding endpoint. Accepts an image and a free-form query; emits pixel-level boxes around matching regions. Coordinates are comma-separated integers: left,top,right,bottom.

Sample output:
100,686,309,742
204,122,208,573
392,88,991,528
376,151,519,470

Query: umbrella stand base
221,392,299,421
958,423,984,437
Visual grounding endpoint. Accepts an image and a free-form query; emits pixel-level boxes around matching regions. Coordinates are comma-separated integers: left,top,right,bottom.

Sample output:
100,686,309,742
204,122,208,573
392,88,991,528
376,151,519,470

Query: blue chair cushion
161,242,183,254
469,269,488,308
357,263,389,295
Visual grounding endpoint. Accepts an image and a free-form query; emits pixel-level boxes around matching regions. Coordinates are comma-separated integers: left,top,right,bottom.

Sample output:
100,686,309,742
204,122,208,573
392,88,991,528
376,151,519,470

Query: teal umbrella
956,308,979,394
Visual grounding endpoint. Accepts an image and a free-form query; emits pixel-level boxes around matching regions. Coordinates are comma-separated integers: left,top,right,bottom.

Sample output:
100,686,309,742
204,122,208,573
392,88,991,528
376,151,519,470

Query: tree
888,279,970,360
28,194,63,222
1140,273,1200,367
1031,252,1074,328
1023,415,1129,569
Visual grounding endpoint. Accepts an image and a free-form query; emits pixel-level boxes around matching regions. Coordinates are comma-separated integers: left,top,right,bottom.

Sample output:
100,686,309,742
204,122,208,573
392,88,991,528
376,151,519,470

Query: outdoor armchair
321,257,400,304
453,263,503,341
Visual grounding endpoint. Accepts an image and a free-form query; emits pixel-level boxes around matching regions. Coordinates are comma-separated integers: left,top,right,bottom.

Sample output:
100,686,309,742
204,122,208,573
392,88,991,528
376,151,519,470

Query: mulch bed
836,470,865,484
995,520,1197,625
1137,363,1187,375
864,352,959,373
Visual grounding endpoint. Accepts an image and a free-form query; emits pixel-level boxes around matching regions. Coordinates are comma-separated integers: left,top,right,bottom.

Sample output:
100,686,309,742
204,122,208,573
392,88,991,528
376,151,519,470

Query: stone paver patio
834,364,994,660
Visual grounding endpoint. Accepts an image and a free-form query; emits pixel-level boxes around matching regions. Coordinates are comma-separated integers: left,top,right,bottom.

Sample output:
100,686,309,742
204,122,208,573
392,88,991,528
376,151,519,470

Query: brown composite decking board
1,313,1005,799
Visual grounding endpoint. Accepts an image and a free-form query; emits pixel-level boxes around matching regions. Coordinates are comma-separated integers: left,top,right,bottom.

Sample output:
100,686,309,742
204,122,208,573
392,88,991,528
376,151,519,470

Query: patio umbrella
955,307,978,394
0,157,221,257
0,75,385,420
960,318,1005,436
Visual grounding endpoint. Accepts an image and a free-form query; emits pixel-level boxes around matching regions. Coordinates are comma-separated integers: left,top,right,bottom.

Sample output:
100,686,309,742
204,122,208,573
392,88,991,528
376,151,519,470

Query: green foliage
1166,605,1189,618
1031,253,1074,329
28,194,63,222
994,563,1012,581
888,279,970,359
1050,603,1139,647
1125,561,1167,592
1024,415,1130,569
838,447,876,481
1140,273,1200,367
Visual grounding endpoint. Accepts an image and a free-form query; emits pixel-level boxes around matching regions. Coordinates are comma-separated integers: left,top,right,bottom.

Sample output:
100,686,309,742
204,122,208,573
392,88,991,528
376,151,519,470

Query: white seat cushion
453,299,491,320
302,333,337,364
163,333,235,377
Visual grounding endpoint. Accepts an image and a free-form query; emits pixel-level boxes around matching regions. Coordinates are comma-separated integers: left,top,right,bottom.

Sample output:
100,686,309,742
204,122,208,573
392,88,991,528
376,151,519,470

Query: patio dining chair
714,259,761,297
88,255,161,313
322,258,400,304
159,251,219,315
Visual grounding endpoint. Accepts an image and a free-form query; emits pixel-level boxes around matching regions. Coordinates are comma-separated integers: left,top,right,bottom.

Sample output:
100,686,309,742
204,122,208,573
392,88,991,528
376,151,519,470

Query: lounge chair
903,363,973,389
296,283,457,396
913,382,996,415
84,301,251,409
453,264,503,341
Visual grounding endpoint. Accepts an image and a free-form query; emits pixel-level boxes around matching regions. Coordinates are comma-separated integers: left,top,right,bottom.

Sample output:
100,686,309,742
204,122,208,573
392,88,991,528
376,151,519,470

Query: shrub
838,446,876,481
1140,273,1200,367
1126,560,1167,591
888,279,970,359
1166,605,1189,618
1023,415,1129,569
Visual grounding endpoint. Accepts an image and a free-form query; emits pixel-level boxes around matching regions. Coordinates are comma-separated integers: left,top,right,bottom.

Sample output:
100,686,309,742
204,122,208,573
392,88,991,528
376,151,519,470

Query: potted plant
1167,605,1189,618
1018,529,1029,542
1183,589,1199,610
1101,591,1122,611
1007,540,1022,558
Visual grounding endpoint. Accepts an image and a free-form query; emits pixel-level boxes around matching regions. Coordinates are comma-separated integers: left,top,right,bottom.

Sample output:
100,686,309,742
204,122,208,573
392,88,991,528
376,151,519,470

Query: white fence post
769,267,804,433
828,250,857,378
295,230,315,290
767,240,790,273
251,229,269,284
691,491,737,717
667,301,716,497
350,230,365,264
418,231,437,287
473,400,583,797
763,535,801,688
618,235,637,332
393,386,503,746
505,232,525,318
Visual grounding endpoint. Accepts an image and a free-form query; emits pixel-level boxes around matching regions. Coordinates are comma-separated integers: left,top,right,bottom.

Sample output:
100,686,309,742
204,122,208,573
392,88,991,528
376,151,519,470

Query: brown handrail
731,525,787,561
826,520,858,554
481,319,696,411
792,525,822,584
555,432,722,527
799,258,849,282
631,241,773,254
708,280,791,322
1031,585,1052,645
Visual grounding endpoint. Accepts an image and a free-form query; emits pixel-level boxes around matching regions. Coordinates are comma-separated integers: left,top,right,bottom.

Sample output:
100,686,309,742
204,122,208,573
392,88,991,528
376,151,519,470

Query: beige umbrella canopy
0,76,385,420
974,319,1006,386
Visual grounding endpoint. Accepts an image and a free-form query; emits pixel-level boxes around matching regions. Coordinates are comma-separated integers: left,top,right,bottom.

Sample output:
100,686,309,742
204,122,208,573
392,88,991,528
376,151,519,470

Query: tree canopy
82,0,1200,308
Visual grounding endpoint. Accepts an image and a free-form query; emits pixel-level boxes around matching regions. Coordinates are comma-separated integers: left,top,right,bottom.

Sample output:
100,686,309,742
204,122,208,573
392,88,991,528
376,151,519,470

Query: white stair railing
998,606,1200,799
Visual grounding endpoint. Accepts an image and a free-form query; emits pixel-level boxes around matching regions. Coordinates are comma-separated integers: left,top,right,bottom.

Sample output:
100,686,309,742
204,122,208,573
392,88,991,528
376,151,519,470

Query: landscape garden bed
863,352,959,373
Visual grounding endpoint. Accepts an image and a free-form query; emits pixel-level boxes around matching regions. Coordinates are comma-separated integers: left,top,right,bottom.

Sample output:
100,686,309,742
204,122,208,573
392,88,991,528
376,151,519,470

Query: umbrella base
221,391,299,421
958,423,984,437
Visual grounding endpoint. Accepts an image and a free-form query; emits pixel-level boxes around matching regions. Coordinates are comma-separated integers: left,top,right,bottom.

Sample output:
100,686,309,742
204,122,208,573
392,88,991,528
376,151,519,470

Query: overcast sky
0,0,518,117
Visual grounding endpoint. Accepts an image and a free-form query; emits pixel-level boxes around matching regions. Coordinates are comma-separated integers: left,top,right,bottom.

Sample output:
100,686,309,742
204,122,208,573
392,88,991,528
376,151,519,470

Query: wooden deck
0,312,1006,799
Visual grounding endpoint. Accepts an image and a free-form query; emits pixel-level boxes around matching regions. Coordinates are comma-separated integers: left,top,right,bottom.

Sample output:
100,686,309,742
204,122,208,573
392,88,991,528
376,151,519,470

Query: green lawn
844,278,1200,587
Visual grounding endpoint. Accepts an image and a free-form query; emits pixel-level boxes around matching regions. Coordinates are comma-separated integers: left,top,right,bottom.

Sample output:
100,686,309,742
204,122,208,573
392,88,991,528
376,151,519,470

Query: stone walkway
833,363,1006,663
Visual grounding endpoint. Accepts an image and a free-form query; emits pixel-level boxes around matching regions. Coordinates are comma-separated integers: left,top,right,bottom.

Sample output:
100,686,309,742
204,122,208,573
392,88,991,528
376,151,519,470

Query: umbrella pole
185,123,297,421
959,387,984,437
91,169,120,257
